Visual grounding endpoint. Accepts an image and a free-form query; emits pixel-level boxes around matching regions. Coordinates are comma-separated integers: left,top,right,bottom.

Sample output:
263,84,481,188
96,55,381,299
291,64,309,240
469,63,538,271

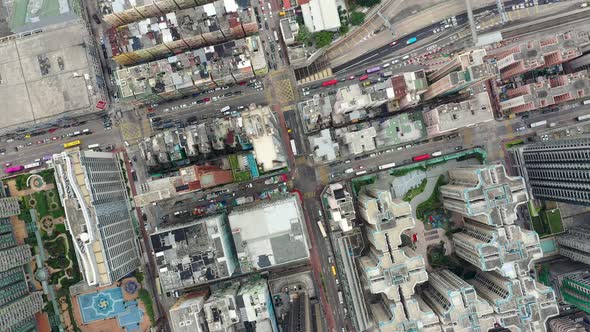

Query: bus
412,154,431,162
577,114,590,121
321,79,338,87
359,74,369,81
344,168,354,174
24,162,41,169
317,221,327,238
88,144,100,150
431,151,442,157
529,120,547,128
331,265,337,276
355,170,367,175
406,36,417,44
583,99,590,105
273,30,279,42
378,162,396,170
366,66,381,74
290,139,298,156
64,140,82,148
4,165,24,173
337,291,344,304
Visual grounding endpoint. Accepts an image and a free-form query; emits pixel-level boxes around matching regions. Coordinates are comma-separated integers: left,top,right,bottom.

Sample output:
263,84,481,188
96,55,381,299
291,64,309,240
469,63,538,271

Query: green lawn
351,175,376,195
233,171,251,182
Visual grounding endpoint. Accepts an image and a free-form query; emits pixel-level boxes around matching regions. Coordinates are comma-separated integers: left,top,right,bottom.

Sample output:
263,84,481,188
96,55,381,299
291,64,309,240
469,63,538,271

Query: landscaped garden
415,175,446,221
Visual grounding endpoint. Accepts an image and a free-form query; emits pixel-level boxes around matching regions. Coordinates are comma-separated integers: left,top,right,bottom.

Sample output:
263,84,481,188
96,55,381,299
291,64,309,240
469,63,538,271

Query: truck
381,71,393,78
583,99,590,105
529,120,547,128
344,168,354,174
406,36,417,44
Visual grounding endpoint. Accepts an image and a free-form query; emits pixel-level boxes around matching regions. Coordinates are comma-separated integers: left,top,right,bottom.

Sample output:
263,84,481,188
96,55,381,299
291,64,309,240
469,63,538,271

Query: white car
383,63,390,68
303,91,310,96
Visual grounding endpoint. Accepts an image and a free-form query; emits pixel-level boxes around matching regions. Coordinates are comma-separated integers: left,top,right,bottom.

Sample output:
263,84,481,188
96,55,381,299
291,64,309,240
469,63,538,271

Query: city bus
529,120,547,128
412,154,431,162
317,221,327,238
406,36,417,44
577,114,590,121
321,79,338,87
4,165,24,173
358,74,369,81
365,66,381,74
355,170,367,175
273,30,279,42
88,144,100,150
64,140,82,148
24,162,41,170
378,162,396,170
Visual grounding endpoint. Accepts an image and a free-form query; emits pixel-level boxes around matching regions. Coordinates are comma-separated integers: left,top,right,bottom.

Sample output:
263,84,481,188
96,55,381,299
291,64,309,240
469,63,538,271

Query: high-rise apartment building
356,185,430,330
511,138,590,206
0,186,44,331
440,165,558,331
556,225,590,266
421,270,496,332
53,150,140,286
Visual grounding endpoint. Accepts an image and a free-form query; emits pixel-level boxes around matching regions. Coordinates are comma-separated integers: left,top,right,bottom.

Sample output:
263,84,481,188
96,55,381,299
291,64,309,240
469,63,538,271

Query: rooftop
492,32,583,80
422,92,494,136
0,22,107,132
500,70,590,114
375,112,425,147
228,195,309,273
109,1,257,65
115,35,267,106
150,215,238,292
300,0,341,33
308,129,339,162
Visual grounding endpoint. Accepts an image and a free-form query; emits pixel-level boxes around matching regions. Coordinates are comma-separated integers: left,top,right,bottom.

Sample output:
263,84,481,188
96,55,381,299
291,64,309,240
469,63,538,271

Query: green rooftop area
10,0,79,31
531,208,564,237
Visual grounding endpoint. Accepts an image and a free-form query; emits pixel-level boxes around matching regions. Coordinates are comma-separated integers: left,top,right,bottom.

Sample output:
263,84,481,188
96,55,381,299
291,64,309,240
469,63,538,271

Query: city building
557,226,590,267
420,269,496,331
98,0,216,27
440,164,529,227
115,35,267,106
0,184,43,332
0,21,108,134
469,270,559,331
424,49,496,100
324,183,355,232
240,106,287,173
500,71,590,114
150,215,238,292
438,165,558,331
169,291,209,332
510,138,590,206
422,92,494,137
356,185,430,329
335,125,377,156
375,113,425,148
228,195,310,273
203,283,241,331
237,278,279,331
297,93,332,133
108,1,258,65
308,129,339,163
490,32,583,80
299,0,341,33
441,165,541,277
548,314,589,332
280,17,299,45
53,150,140,286
389,70,429,110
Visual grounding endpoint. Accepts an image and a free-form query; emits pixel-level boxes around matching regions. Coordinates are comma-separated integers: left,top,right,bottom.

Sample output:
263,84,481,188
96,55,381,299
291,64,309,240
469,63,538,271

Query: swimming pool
78,287,143,329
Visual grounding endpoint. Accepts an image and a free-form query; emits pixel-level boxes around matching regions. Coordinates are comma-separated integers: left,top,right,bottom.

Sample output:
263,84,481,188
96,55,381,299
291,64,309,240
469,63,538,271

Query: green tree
339,23,350,35
296,25,312,46
350,12,366,26
314,31,335,48
355,0,380,7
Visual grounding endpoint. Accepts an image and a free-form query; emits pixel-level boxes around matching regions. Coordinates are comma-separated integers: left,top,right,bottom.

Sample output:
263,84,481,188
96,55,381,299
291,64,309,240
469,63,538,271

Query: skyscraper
511,137,590,206
54,150,140,286
0,184,43,331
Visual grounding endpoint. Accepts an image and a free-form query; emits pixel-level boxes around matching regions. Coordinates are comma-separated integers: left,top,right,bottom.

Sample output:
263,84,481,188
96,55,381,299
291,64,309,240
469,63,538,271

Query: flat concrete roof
229,195,309,272
0,22,102,130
